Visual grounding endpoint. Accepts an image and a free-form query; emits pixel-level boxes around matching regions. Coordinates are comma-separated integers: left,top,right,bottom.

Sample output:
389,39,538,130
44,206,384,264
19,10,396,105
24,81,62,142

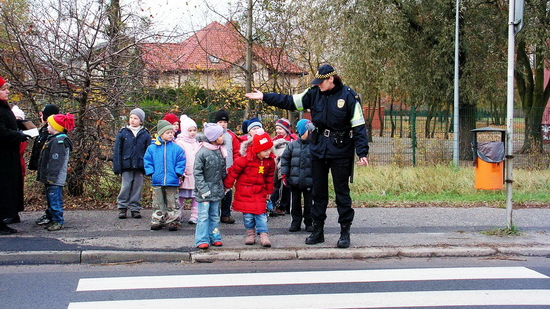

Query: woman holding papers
0,76,29,234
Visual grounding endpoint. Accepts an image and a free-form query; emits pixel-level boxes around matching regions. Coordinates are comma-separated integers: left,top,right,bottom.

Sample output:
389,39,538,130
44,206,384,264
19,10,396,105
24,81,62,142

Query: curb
0,251,81,265
2,245,549,265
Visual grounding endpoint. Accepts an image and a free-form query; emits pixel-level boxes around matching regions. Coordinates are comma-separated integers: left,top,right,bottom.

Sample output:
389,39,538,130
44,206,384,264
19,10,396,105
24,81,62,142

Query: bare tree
0,0,156,196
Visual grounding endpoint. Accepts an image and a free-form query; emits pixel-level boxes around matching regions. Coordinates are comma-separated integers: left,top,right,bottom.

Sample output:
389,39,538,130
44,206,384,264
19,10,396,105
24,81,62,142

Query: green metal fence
118,105,549,170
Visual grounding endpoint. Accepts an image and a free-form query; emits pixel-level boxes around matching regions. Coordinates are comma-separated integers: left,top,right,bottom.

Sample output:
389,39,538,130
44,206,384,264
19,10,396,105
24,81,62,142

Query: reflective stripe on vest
350,101,366,127
292,89,308,111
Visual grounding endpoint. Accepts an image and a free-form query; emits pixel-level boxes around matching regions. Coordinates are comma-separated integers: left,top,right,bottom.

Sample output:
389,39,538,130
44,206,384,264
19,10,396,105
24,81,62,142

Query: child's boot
259,232,271,247
245,229,256,245
188,199,198,224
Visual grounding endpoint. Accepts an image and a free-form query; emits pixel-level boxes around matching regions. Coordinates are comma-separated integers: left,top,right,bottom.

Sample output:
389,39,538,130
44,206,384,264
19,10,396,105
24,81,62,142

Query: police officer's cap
310,64,337,85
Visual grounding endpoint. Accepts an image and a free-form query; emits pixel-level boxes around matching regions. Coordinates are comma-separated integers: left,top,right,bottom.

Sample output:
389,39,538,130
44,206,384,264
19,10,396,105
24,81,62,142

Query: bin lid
471,127,507,133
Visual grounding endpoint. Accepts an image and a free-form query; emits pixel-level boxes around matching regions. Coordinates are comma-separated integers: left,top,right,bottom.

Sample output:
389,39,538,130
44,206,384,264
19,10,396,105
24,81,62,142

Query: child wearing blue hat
279,119,315,232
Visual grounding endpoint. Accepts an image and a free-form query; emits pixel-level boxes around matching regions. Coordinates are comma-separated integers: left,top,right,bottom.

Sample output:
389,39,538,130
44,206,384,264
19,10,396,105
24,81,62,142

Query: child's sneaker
197,243,209,249
35,214,51,225
167,222,179,231
118,209,127,219
187,219,197,225
131,211,142,219
150,224,162,230
212,241,223,246
47,222,63,231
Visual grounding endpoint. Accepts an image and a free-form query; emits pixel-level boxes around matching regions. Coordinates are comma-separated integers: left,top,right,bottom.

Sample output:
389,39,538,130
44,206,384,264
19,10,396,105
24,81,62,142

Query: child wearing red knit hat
163,113,180,138
36,113,75,231
224,128,276,247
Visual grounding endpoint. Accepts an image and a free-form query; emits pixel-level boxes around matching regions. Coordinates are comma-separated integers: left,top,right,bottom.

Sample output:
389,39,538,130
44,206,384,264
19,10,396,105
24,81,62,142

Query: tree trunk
390,95,396,138
67,90,90,196
515,40,547,153
459,101,476,160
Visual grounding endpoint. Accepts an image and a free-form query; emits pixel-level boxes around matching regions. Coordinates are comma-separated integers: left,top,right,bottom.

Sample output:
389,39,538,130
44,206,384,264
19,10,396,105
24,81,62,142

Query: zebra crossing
68,267,550,309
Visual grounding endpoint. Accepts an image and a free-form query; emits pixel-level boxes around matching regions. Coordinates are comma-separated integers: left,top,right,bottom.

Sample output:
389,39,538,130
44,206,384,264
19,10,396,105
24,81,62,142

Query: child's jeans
194,200,222,246
243,213,268,233
45,185,64,224
151,186,181,226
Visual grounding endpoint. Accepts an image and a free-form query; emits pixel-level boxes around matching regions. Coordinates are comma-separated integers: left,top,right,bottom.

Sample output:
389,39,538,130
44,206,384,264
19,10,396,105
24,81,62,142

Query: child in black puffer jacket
279,119,315,233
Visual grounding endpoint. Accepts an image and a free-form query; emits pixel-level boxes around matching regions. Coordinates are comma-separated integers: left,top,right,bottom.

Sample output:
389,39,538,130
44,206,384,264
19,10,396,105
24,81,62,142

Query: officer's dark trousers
311,157,354,224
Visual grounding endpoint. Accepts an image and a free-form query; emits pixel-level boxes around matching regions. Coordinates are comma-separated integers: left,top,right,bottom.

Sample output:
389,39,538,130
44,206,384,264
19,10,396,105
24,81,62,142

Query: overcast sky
124,0,233,36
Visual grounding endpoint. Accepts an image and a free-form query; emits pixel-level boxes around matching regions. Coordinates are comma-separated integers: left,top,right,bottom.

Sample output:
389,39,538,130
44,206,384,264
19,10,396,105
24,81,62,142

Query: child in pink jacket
175,115,199,224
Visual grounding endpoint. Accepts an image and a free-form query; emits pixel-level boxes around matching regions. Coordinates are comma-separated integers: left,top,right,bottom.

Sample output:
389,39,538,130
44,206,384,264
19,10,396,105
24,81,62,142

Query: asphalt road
2,257,550,309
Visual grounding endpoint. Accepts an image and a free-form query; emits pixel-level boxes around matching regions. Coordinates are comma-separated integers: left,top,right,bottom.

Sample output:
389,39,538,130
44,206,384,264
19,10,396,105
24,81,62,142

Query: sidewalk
1,207,549,264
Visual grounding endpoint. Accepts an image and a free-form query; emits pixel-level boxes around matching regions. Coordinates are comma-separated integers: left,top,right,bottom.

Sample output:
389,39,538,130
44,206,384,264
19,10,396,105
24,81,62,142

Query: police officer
245,64,369,248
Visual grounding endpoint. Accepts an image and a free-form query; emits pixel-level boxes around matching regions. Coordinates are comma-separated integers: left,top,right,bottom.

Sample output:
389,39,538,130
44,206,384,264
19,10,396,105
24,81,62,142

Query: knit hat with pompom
252,128,273,153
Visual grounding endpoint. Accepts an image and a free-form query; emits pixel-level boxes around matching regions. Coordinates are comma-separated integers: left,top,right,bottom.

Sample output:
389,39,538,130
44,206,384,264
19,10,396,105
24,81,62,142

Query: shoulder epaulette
347,87,359,99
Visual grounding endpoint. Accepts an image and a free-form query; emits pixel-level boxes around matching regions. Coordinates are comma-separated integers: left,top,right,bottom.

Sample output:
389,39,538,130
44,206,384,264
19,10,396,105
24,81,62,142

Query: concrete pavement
1,207,549,264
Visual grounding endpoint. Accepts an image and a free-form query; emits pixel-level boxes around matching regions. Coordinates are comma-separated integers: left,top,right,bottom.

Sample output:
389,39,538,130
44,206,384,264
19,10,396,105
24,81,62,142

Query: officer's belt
321,128,352,137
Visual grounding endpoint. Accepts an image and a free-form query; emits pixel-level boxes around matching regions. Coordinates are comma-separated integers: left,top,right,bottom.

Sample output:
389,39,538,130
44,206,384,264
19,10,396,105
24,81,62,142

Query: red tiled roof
140,21,304,74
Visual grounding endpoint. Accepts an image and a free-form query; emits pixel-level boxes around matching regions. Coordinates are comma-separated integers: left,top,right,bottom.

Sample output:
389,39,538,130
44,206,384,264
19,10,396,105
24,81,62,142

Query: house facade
140,22,308,93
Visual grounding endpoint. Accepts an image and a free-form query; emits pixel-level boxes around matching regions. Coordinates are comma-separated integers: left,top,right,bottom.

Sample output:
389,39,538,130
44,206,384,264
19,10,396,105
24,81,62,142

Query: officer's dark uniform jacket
263,83,369,160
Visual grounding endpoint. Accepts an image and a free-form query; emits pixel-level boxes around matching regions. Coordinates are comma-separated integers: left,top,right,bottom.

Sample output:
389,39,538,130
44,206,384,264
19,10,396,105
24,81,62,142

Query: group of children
112,108,315,249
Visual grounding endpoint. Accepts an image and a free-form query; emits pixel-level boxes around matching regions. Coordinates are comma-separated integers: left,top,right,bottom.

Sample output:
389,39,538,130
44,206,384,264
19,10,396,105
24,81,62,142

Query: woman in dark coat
0,76,27,234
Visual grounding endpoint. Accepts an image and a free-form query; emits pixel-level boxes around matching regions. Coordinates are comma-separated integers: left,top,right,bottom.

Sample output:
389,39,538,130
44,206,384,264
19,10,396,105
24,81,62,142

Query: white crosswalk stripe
68,266,550,309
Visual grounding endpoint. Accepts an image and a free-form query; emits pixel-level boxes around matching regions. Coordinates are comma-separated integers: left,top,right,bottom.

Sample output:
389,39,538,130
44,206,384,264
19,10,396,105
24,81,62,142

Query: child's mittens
266,200,274,212
201,190,211,199
281,174,289,187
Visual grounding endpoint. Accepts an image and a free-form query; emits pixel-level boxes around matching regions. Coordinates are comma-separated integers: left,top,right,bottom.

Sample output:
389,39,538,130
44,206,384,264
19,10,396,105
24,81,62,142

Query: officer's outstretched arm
245,89,263,100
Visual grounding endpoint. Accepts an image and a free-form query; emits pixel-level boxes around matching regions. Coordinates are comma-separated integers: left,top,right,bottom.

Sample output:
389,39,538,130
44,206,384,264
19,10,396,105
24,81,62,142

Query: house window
209,55,220,63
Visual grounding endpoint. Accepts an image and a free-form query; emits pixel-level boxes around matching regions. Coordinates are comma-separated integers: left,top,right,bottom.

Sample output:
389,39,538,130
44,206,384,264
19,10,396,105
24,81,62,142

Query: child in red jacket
224,128,275,247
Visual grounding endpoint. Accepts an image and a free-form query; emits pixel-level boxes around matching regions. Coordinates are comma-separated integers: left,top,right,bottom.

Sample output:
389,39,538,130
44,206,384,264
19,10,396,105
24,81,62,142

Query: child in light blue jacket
144,120,186,231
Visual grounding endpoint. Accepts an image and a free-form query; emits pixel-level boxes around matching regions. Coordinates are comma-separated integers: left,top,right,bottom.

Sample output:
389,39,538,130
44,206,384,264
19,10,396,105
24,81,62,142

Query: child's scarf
194,141,227,158
127,125,143,137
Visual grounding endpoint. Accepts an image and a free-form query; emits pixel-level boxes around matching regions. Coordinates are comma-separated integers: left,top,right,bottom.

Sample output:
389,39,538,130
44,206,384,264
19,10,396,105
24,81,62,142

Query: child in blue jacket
113,108,151,219
144,120,186,231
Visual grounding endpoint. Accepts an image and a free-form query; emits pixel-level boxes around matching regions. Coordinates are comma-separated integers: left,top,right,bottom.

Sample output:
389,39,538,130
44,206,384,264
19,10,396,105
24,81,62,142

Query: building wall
149,62,307,92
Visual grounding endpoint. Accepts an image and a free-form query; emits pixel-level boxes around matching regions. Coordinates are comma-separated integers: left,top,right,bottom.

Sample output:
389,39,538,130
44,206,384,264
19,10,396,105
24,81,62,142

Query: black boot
0,220,17,235
3,215,21,224
305,221,324,244
337,223,351,248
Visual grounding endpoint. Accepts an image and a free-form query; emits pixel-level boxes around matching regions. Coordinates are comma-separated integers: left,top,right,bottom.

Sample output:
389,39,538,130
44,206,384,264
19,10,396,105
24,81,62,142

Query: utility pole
453,0,460,167
245,0,253,119
505,0,523,228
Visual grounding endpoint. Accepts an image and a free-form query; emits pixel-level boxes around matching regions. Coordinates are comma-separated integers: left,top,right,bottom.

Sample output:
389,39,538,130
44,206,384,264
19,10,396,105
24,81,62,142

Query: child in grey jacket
194,123,227,249
36,113,75,231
